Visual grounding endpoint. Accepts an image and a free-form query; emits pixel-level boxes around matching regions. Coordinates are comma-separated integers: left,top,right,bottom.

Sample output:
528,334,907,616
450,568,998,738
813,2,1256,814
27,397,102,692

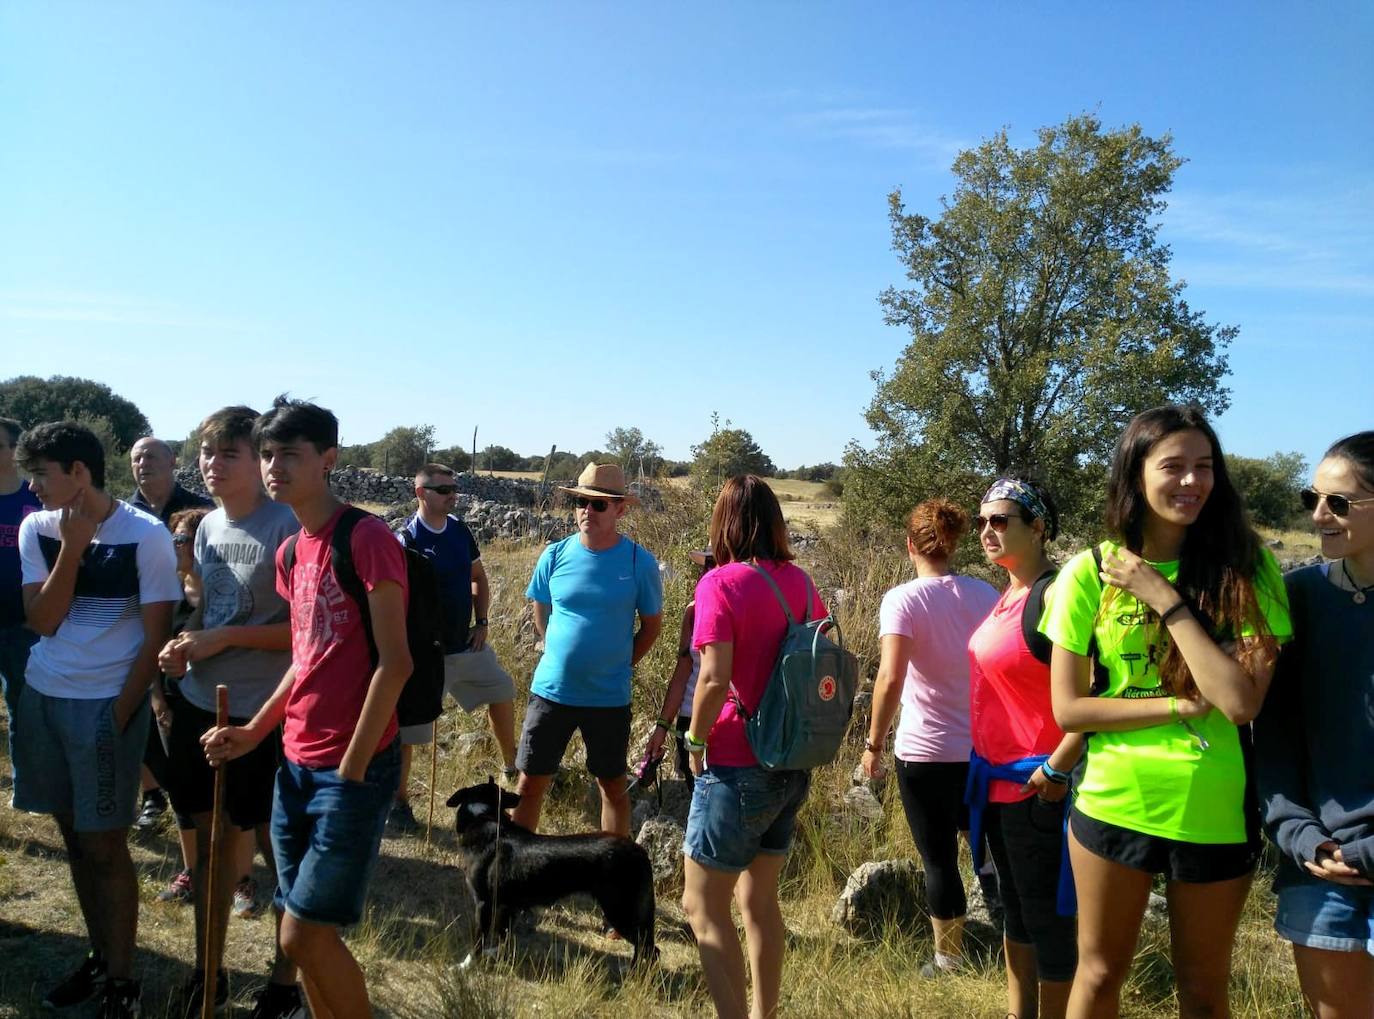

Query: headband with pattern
980,477,1050,523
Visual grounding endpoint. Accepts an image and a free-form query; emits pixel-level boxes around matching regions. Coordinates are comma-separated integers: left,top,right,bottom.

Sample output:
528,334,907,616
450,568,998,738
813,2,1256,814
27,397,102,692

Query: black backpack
282,506,446,728
1021,556,1109,695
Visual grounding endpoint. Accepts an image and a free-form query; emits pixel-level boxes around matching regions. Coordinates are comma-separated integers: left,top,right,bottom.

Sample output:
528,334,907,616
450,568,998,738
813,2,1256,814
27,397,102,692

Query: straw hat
557,462,640,506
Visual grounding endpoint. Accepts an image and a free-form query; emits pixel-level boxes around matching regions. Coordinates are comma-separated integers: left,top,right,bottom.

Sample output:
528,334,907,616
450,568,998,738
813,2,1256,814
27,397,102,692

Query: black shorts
163,690,281,829
1070,807,1257,884
516,693,631,779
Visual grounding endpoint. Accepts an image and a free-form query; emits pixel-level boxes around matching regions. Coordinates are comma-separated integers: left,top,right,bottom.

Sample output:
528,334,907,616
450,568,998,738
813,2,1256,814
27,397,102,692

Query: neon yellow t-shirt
1040,541,1292,844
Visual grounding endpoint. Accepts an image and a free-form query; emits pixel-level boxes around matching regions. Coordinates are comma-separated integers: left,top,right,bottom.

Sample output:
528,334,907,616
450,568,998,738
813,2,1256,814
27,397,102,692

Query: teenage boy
516,463,662,836
389,463,517,831
15,422,180,1017
156,406,303,1018
0,417,41,744
203,397,410,1019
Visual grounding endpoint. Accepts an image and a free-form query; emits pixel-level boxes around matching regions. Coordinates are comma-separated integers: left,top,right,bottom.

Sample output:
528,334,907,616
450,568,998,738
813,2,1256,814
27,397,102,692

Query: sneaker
248,982,307,1019
157,868,194,905
919,955,968,979
168,971,227,1018
97,978,142,1018
134,791,167,831
42,950,107,1009
231,876,261,919
387,798,421,834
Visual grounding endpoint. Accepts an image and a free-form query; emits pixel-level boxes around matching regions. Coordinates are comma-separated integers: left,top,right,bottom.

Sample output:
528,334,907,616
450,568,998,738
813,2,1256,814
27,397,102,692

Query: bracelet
864,739,882,754
654,717,671,731
475,617,489,627
1159,601,1189,626
1040,761,1070,785
684,731,708,753
1169,696,1180,723
677,647,692,659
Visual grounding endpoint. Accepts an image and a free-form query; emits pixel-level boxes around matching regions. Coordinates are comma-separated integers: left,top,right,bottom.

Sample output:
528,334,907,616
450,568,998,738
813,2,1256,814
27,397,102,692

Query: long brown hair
1105,405,1279,696
709,475,793,565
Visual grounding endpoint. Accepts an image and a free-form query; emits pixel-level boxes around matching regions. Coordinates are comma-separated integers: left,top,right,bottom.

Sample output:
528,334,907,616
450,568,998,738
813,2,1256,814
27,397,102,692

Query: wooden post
426,718,439,843
202,684,230,1019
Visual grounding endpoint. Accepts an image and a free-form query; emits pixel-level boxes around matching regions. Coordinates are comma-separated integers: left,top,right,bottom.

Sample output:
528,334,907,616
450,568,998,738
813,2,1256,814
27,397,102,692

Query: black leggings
895,759,970,920
984,795,1077,982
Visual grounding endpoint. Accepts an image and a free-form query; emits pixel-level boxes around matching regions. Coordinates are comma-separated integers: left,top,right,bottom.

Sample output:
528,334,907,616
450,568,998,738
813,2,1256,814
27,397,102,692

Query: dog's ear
446,789,464,808
500,788,521,809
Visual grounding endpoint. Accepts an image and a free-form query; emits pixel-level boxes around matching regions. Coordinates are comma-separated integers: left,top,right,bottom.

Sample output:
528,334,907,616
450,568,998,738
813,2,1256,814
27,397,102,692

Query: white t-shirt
878,574,999,762
19,500,181,699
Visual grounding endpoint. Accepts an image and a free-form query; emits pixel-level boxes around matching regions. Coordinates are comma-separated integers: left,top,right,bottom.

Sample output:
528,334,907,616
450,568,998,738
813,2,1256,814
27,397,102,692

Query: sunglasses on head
575,496,615,512
1301,487,1374,517
422,484,458,495
975,512,1022,533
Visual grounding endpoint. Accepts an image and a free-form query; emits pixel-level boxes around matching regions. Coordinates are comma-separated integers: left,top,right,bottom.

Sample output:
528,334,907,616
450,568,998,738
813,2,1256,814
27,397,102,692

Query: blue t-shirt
0,481,42,627
526,534,663,707
401,514,480,654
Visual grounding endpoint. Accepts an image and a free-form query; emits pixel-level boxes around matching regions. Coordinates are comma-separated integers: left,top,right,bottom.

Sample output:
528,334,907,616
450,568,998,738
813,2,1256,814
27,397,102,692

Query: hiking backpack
730,564,860,771
282,506,446,729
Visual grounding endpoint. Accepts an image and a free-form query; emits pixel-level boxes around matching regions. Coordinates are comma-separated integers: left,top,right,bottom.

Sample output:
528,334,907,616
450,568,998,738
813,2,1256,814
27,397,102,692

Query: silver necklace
1340,559,1374,605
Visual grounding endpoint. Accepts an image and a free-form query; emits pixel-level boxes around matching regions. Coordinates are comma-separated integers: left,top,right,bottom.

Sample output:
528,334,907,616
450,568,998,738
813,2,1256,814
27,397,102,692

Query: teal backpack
730,564,861,771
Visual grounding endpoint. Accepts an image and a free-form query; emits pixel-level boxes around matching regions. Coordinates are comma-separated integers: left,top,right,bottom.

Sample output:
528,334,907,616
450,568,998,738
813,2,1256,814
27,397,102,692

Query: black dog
447,779,658,966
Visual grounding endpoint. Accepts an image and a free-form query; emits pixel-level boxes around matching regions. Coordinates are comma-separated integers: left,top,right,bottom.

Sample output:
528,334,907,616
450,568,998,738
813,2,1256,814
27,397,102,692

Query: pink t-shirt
275,508,408,767
693,560,828,768
878,575,999,763
969,585,1064,803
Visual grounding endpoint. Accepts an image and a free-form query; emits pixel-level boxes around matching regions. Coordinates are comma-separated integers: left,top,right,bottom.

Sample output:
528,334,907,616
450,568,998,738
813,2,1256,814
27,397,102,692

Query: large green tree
605,426,663,478
692,414,775,483
0,375,152,451
846,115,1234,532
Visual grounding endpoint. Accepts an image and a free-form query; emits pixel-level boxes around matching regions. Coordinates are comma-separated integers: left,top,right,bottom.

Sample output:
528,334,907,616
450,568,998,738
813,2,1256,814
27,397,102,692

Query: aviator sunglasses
1300,487,1374,517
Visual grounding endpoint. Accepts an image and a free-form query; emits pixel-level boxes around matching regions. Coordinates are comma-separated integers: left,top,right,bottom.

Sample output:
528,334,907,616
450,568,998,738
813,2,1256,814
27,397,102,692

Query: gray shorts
398,646,517,745
516,693,630,779
11,685,151,831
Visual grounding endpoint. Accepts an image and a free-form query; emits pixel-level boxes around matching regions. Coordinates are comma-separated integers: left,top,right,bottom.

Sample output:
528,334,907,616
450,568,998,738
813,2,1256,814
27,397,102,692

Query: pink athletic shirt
878,575,999,763
275,508,407,767
968,584,1064,803
693,560,828,768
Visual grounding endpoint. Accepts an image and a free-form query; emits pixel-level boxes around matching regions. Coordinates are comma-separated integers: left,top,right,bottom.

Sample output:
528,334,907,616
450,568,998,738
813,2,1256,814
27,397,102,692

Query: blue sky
2,2,1369,473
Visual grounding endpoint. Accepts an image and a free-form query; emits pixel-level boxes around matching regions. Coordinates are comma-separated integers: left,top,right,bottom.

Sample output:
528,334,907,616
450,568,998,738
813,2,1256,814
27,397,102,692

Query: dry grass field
0,504,1326,1018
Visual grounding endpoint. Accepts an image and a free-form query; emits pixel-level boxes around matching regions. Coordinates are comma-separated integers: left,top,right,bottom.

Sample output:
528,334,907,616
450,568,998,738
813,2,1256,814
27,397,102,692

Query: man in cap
514,463,663,835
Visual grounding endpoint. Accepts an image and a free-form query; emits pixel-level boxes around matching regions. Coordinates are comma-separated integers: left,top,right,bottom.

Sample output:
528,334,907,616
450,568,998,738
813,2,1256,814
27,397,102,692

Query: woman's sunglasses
975,512,1021,533
172,533,192,547
1300,487,1374,517
575,496,615,512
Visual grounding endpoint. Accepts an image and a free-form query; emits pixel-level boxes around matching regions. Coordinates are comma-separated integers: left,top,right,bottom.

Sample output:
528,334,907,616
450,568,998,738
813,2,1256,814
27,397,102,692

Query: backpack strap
1086,543,1109,696
1021,568,1058,666
744,562,809,625
328,506,379,667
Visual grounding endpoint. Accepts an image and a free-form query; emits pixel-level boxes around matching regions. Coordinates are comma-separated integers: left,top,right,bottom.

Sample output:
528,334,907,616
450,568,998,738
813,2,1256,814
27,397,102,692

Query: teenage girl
1042,405,1291,1018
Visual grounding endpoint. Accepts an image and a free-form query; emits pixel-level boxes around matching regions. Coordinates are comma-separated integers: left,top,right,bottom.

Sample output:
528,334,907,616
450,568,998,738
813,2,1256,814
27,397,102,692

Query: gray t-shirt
180,499,298,718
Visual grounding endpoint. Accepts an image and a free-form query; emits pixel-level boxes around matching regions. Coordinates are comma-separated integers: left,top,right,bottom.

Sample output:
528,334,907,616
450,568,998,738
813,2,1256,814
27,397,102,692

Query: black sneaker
42,950,107,1009
168,970,227,1017
97,978,142,1018
134,791,167,831
248,982,307,1019
387,798,421,834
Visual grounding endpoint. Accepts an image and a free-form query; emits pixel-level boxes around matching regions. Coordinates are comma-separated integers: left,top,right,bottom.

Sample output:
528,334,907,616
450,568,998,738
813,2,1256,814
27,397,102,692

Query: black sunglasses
172,533,192,547
575,496,614,512
975,512,1020,533
1300,487,1374,517
422,484,458,495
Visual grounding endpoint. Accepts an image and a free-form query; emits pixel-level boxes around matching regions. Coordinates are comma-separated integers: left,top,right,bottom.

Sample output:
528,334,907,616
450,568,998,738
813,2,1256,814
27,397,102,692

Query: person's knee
597,777,628,806
1174,966,1229,1016
76,830,131,872
1071,953,1128,997
279,916,329,966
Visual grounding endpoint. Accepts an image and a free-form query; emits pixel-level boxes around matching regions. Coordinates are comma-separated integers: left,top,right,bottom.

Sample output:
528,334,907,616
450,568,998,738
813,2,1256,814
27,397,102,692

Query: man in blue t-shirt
386,463,518,833
516,463,663,835
0,417,42,742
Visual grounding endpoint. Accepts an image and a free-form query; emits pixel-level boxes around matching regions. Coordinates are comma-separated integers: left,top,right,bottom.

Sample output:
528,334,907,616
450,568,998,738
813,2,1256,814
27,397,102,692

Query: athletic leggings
895,759,970,920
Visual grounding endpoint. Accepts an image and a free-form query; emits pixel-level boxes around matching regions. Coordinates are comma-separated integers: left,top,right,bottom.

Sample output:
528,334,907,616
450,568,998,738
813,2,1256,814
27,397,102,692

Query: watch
475,617,489,627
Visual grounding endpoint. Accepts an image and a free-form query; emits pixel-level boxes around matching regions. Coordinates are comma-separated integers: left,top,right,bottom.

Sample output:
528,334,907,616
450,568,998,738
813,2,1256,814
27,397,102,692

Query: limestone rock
832,858,928,939
636,817,686,887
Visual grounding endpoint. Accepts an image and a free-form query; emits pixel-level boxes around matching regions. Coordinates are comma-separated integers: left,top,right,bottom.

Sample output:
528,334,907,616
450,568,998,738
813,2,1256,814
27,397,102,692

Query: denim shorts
1275,879,1374,956
271,739,400,926
11,685,150,832
683,765,810,873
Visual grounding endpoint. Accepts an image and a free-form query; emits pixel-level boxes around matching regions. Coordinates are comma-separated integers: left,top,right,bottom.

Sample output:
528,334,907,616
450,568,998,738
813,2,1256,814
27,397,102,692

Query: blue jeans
271,740,401,926
1276,879,1374,956
683,765,810,872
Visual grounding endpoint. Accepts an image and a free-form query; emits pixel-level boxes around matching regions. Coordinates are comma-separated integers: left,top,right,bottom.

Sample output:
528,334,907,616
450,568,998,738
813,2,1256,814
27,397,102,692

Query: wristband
684,731,708,753
475,617,489,627
654,717,671,731
1169,696,1180,723
864,739,882,754
1040,761,1070,785
678,647,692,659
1159,601,1189,626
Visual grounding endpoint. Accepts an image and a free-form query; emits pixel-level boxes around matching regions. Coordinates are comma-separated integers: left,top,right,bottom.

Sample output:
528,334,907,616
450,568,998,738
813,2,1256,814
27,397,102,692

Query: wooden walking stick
202,684,230,1019
426,718,439,842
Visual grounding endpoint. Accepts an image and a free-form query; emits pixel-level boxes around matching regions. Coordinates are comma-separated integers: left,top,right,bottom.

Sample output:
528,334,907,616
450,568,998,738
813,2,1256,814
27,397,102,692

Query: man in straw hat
513,463,663,835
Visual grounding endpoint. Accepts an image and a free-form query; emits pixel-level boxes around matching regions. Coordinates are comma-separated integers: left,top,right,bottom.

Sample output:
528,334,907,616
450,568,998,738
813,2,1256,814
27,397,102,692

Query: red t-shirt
275,508,407,767
692,560,828,768
968,585,1064,803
